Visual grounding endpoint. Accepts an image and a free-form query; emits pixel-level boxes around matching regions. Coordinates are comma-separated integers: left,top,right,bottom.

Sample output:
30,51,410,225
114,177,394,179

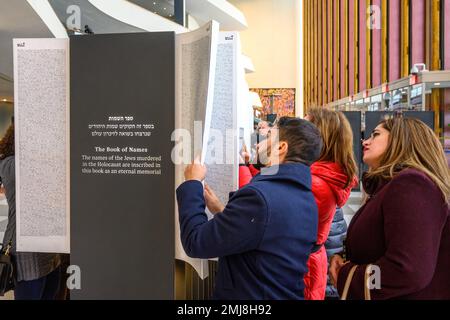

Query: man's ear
278,141,288,157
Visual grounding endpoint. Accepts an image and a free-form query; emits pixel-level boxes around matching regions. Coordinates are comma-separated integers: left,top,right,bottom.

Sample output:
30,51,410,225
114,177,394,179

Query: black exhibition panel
364,111,435,139
70,32,175,299
342,111,362,191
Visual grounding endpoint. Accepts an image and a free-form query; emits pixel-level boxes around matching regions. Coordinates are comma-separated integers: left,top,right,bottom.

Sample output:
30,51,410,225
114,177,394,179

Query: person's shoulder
311,173,333,199
386,168,445,205
393,168,438,187
0,156,14,172
311,161,343,173
236,182,271,207
230,185,270,218
382,168,449,223
311,173,332,190
0,155,14,163
244,178,279,197
237,183,266,199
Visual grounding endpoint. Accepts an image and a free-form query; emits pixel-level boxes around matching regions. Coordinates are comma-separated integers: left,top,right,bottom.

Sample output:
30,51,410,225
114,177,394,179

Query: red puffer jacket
304,161,357,300
239,164,260,188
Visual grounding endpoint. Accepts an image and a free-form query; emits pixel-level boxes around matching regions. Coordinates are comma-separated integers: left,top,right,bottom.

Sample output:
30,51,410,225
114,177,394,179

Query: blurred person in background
0,124,61,300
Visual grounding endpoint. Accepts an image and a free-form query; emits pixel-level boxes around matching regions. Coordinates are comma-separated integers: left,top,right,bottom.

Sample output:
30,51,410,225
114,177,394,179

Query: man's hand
184,157,207,182
329,255,349,288
239,145,251,165
204,184,225,215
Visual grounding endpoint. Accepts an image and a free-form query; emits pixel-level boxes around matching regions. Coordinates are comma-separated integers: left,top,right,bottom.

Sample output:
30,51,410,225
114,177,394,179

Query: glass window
424,86,450,156
390,87,408,111
370,94,382,111
410,84,423,111
355,99,364,110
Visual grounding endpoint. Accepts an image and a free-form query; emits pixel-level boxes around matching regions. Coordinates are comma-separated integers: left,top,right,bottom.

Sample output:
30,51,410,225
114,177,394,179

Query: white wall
230,0,302,115
237,64,254,150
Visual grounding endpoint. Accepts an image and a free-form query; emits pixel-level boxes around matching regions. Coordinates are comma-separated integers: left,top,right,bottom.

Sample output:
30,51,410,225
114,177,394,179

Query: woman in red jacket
303,108,358,300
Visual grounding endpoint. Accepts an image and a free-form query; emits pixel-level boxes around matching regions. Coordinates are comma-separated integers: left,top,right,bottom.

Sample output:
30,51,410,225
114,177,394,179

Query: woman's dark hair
277,117,323,166
0,124,14,160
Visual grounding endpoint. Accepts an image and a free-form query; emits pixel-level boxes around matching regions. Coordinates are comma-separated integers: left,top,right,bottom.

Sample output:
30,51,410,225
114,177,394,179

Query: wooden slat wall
314,0,319,106
334,0,340,101
411,0,426,66
303,0,308,110
431,0,441,133
323,0,327,103
348,0,355,95
372,0,382,87
318,0,323,106
381,0,388,83
366,0,372,89
401,0,410,77
354,0,359,94
302,0,444,115
175,260,218,300
313,0,317,106
328,0,333,103
309,0,312,107
446,0,450,70
389,0,401,81
359,0,367,91
342,0,349,98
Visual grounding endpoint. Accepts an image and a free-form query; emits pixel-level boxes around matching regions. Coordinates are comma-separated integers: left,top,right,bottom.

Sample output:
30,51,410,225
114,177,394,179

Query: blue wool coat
176,163,318,300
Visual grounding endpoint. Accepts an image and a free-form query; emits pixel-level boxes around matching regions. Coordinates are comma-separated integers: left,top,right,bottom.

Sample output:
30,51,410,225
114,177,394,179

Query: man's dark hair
277,117,323,166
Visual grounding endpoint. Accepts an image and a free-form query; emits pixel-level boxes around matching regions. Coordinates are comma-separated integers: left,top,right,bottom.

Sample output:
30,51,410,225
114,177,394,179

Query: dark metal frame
174,0,185,27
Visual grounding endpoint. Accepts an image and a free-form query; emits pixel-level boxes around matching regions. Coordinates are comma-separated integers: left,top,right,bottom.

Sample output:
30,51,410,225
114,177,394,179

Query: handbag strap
340,265,358,300
364,265,373,300
340,264,373,300
0,230,13,256
0,241,12,256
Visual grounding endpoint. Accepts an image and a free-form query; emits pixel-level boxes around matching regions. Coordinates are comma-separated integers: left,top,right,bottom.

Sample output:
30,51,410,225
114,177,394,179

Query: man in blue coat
176,117,323,300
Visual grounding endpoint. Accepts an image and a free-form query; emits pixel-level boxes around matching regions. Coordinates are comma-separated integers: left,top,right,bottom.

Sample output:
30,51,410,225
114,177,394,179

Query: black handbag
0,241,15,296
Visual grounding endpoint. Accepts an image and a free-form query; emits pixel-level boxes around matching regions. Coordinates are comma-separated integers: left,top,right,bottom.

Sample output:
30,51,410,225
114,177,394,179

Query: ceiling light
2,99,7,102
434,82,441,86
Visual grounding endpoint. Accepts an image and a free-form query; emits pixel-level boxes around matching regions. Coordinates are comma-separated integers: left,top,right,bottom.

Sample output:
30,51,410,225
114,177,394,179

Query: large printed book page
174,21,219,279
13,38,70,253
205,32,239,216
